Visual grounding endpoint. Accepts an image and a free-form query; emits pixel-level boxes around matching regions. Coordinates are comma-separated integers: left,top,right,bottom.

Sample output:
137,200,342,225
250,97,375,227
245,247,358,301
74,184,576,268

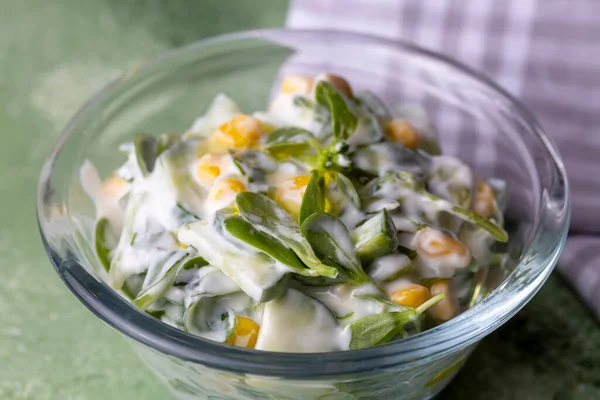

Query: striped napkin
287,0,600,318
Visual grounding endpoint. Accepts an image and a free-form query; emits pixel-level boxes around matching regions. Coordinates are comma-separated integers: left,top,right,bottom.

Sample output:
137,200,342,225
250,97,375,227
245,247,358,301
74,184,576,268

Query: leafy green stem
415,293,445,315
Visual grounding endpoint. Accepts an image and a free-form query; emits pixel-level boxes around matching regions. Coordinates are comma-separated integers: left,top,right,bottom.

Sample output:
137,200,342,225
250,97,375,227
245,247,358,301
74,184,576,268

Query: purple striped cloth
287,0,600,318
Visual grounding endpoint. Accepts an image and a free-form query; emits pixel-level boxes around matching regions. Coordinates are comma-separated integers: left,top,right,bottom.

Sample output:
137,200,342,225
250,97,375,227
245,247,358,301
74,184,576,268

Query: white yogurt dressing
428,155,474,208
83,74,508,353
80,160,129,233
255,288,349,352
368,253,413,284
383,276,421,296
178,220,288,302
301,283,387,326
267,93,315,131
184,94,241,139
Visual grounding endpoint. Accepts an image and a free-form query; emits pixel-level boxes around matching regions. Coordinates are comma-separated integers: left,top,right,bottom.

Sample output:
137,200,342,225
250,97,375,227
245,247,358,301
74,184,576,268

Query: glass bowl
37,29,570,400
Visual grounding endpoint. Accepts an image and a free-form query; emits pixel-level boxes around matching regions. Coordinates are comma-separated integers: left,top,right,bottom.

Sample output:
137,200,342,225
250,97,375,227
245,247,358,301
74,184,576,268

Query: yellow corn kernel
195,153,224,184
226,316,260,348
281,74,314,95
390,285,431,308
291,175,311,190
212,114,265,149
101,174,127,198
472,179,495,218
426,279,458,321
385,119,420,149
414,227,469,259
197,164,221,181
315,73,353,97
275,175,311,217
208,178,246,202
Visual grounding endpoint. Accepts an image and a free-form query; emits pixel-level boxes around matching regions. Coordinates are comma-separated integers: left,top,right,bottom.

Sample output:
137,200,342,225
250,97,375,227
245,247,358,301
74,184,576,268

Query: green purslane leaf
148,141,207,227
355,90,391,118
217,211,315,275
352,142,428,177
175,203,201,223
235,192,337,278
134,133,159,176
265,127,318,148
335,172,361,208
300,212,370,284
292,266,349,286
361,170,508,243
230,150,278,183
337,312,355,321
426,156,474,209
181,255,209,270
348,312,405,350
449,205,508,243
359,171,419,214
299,170,325,225
325,171,362,218
352,209,399,265
293,96,315,110
397,245,418,259
356,101,387,143
268,144,314,162
422,191,508,243
315,81,357,141
415,294,446,314
109,190,147,289
183,297,237,343
264,127,321,162
133,251,189,311
156,133,180,157
348,294,444,349
94,217,113,272
179,220,287,302
121,275,144,300
184,266,240,306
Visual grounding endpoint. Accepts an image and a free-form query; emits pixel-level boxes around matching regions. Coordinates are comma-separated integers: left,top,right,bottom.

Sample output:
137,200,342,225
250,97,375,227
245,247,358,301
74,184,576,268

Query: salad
81,72,509,353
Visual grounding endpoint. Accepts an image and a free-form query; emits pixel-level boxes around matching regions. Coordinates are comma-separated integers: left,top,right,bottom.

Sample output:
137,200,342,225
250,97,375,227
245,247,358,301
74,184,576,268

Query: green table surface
1,1,598,399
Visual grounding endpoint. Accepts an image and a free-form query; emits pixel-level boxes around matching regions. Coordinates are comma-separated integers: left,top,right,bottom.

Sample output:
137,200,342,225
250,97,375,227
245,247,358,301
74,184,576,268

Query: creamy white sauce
182,266,241,308
85,78,507,353
178,220,288,302
80,160,128,233
390,213,419,232
255,288,348,352
301,283,386,326
368,253,412,284
152,141,207,222
383,276,419,295
184,292,252,342
339,204,366,230
459,225,495,265
348,118,374,146
184,94,241,139
428,155,474,208
267,93,315,131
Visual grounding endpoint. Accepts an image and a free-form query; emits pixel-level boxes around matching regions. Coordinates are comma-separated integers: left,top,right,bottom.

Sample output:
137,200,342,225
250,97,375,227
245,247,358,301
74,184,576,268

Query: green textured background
0,1,598,399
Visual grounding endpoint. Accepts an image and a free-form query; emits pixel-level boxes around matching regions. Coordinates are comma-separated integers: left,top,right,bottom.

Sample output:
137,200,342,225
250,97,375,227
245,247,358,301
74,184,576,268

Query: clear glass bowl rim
37,28,570,378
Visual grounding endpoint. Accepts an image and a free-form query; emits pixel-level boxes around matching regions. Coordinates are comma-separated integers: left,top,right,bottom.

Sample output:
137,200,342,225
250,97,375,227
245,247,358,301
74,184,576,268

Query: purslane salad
82,73,509,352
